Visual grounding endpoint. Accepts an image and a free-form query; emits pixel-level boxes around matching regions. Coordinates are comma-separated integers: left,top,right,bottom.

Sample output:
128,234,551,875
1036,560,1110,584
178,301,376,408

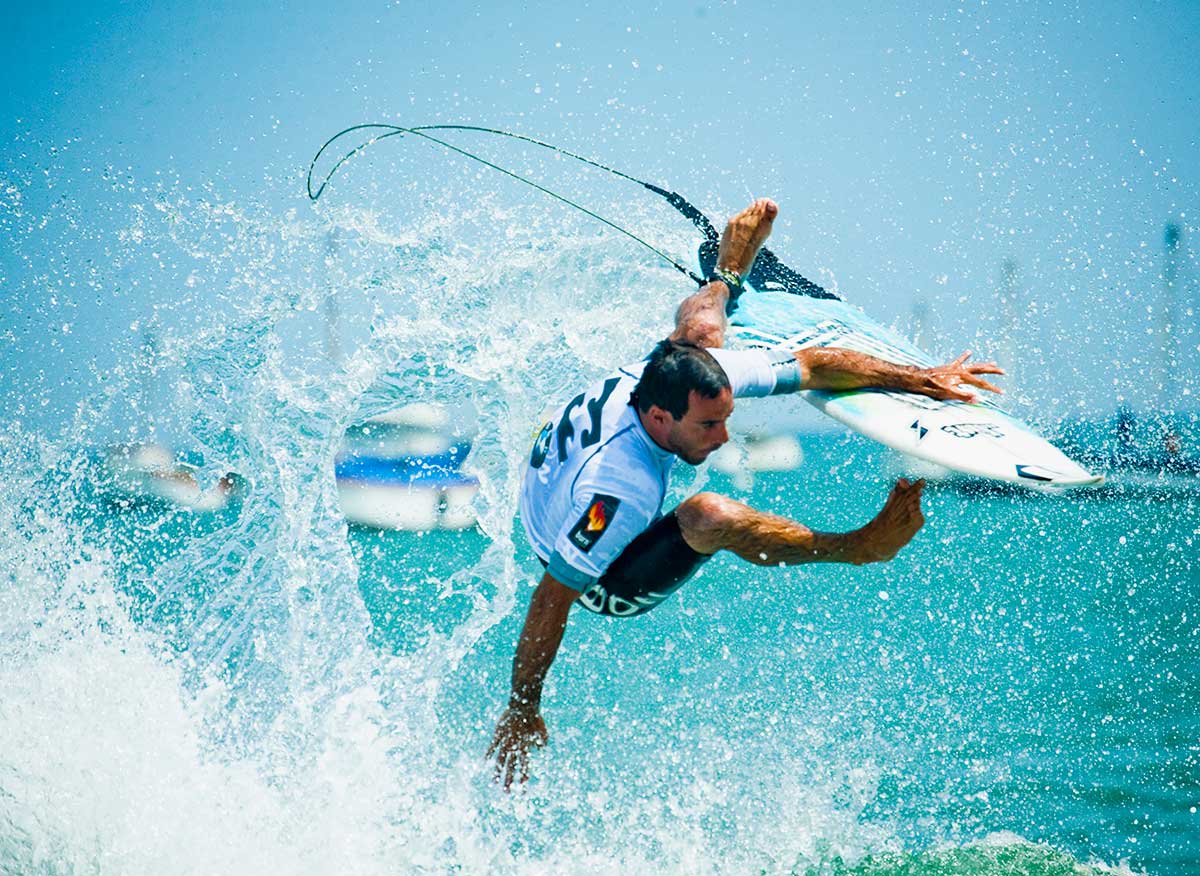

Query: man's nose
715,423,729,445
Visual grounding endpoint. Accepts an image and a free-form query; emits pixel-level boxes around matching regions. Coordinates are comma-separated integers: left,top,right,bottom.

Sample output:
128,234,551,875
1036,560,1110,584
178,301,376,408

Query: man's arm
796,348,1004,403
488,571,579,790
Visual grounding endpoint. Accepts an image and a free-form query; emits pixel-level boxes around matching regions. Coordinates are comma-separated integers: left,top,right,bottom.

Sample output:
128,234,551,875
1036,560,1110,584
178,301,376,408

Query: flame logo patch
568,494,621,553
586,501,607,532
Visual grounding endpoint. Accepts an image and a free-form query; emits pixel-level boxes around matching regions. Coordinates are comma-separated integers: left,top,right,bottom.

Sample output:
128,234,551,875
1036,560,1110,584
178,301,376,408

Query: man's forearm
797,347,922,393
508,574,577,710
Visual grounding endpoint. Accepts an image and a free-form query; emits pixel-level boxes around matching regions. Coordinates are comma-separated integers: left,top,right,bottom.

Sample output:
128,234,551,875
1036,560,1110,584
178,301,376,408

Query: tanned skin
489,198,1005,789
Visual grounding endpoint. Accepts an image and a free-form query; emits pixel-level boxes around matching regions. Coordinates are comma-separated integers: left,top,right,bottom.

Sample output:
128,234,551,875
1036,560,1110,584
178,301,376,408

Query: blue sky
3,0,1198,434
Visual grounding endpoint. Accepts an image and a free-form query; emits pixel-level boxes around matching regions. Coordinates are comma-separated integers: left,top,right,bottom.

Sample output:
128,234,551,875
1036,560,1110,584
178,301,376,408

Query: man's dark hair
631,339,731,419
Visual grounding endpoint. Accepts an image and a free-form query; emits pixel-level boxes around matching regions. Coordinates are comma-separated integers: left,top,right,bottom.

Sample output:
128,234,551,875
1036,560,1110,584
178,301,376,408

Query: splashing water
0,159,1194,875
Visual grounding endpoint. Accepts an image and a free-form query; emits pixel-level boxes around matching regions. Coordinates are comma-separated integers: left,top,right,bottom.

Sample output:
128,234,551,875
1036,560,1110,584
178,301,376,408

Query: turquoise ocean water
1,182,1197,874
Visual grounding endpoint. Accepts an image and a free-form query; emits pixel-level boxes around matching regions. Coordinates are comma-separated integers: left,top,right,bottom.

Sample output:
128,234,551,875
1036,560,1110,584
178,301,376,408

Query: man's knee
676,491,746,554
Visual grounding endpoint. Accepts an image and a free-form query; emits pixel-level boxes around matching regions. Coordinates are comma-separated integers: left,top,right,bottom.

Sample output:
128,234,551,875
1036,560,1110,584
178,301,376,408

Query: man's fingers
922,355,1006,402
486,728,506,761
498,740,541,791
964,374,1004,394
492,740,511,788
504,741,528,791
491,730,519,790
495,747,509,788
932,379,977,402
506,750,519,790
503,753,516,791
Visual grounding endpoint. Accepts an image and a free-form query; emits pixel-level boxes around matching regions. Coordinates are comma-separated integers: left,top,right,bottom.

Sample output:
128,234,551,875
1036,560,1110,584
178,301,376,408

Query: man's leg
670,198,778,348
674,480,926,567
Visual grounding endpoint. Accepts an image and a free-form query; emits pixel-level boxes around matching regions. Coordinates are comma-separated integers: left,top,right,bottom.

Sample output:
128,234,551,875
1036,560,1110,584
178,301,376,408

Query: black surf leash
305,123,838,302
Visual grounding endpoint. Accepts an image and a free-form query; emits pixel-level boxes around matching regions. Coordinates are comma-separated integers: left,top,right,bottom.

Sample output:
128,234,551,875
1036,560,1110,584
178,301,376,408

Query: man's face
666,388,734,465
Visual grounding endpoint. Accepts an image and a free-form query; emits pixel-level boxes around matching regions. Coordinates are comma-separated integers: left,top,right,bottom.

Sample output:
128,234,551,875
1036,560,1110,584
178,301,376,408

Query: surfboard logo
942,422,1005,439
568,494,620,552
1015,464,1061,482
910,419,929,441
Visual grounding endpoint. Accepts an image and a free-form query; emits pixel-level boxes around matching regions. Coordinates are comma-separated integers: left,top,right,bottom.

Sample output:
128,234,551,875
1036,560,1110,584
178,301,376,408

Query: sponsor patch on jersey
568,494,621,552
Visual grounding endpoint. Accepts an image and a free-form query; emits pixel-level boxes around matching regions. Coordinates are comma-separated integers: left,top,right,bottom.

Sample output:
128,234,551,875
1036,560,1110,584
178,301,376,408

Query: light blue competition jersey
519,347,783,593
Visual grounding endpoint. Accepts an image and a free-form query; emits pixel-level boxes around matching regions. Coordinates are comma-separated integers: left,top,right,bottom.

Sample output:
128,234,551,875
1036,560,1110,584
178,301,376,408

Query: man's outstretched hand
845,478,926,566
913,352,1005,403
487,704,548,791
716,198,778,278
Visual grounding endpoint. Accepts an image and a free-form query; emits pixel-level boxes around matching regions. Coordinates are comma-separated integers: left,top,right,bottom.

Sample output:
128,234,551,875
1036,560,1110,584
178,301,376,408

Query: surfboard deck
728,288,1104,488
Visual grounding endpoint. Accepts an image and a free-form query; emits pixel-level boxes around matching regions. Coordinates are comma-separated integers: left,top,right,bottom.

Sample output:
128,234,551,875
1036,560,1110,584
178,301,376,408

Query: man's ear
646,404,674,429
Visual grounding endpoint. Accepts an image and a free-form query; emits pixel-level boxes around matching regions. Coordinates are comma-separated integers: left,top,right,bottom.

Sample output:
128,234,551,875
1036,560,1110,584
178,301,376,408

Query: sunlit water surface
0,170,1196,875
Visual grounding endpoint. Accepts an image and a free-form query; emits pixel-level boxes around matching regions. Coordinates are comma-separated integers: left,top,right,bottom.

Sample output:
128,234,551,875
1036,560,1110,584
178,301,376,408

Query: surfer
489,198,1004,789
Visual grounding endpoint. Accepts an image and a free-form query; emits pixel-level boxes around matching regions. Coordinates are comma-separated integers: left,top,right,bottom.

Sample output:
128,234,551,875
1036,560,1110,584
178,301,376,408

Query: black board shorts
539,510,711,617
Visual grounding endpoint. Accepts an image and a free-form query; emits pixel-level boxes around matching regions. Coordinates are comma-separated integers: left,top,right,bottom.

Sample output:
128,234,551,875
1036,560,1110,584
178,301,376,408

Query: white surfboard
727,288,1104,488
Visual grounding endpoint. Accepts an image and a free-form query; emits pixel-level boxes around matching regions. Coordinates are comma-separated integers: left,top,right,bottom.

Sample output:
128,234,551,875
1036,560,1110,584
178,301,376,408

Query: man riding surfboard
490,198,1004,788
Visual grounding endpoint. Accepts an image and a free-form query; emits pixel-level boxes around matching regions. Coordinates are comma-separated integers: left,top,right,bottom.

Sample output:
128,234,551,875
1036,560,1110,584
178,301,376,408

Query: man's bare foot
716,198,778,278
